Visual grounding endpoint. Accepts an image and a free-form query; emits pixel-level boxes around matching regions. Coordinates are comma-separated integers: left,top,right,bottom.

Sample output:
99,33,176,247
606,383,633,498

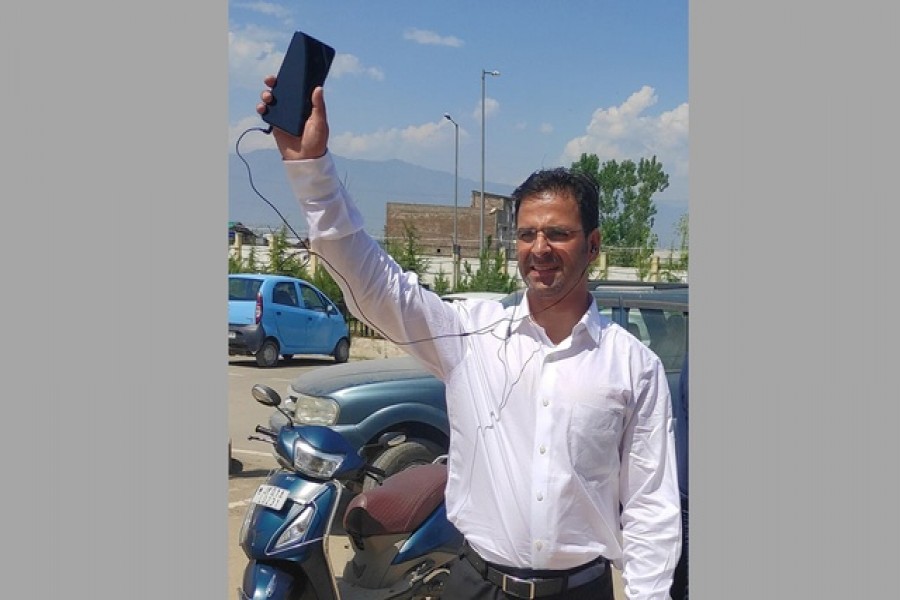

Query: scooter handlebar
255,425,278,438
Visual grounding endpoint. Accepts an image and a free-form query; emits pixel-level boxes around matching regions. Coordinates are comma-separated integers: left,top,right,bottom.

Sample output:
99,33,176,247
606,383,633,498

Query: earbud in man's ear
591,245,598,254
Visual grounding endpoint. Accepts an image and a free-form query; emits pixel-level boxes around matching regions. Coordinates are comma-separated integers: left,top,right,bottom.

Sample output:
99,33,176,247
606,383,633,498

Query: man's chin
526,273,562,295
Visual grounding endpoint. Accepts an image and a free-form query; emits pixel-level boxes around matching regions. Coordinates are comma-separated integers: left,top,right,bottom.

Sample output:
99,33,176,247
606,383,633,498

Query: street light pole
481,69,500,255
443,113,460,288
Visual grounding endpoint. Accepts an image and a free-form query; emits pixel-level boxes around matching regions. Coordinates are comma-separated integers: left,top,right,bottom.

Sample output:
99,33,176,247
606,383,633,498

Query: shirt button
542,398,550,407
539,445,546,454
537,492,543,501
536,541,544,551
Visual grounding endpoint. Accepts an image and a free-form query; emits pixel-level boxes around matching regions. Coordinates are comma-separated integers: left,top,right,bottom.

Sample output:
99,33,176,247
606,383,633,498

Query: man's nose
530,232,552,254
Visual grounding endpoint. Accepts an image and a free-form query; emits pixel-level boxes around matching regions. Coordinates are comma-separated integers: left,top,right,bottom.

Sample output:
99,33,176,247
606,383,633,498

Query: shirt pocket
567,387,627,479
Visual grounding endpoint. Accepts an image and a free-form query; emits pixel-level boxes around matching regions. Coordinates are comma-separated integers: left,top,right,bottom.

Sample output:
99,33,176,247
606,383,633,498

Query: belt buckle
501,573,536,600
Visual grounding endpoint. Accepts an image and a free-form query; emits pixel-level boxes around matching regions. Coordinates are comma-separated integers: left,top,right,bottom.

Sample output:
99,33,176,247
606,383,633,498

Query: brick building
385,190,514,260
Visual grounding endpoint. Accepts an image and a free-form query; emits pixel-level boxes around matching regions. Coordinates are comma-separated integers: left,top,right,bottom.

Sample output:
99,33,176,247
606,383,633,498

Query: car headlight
293,438,344,479
291,392,339,425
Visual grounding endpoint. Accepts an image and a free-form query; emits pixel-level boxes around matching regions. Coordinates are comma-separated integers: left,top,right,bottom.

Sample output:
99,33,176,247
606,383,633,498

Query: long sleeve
618,358,682,599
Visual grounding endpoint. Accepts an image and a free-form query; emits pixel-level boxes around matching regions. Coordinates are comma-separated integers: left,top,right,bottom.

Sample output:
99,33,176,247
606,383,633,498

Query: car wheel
332,338,350,364
362,439,442,491
255,339,280,368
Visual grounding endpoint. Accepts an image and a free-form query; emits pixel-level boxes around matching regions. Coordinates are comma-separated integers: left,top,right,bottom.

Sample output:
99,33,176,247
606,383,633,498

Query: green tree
660,212,689,282
431,267,452,295
385,222,430,275
228,253,244,273
457,236,519,293
675,212,688,270
265,227,306,278
230,245,261,274
571,153,668,273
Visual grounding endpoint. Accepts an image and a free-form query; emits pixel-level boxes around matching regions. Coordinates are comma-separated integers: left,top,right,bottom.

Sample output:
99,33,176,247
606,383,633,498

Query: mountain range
229,149,685,248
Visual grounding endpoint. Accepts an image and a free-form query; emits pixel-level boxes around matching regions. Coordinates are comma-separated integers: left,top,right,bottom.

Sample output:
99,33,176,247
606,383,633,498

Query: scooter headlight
293,438,344,479
273,504,315,551
238,501,256,548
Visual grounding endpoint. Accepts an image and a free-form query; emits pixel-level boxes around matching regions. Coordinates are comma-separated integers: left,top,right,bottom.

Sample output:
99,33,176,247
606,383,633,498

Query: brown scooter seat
343,463,447,539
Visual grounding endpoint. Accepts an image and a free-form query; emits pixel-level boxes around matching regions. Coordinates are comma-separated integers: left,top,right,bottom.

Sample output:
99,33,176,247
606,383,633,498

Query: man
257,80,681,600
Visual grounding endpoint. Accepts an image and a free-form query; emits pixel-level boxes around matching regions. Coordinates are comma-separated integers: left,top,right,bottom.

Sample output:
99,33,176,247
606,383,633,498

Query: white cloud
229,29,284,91
562,85,689,180
473,97,500,121
540,123,554,134
330,54,385,81
229,29,385,94
403,28,464,47
329,119,468,165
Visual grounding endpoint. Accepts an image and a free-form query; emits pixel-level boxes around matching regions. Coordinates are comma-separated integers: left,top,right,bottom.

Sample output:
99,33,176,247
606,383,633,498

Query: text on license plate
252,484,289,510
229,332,236,339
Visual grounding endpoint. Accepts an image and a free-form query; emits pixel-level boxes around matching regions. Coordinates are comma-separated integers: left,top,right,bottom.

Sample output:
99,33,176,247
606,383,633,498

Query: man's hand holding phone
257,78,329,161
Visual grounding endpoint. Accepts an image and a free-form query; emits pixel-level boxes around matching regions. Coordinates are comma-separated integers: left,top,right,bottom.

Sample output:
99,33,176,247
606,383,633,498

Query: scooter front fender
239,561,298,600
239,558,337,600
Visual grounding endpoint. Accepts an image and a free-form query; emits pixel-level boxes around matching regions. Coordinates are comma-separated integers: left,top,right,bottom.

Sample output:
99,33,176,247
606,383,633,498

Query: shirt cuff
283,151,365,240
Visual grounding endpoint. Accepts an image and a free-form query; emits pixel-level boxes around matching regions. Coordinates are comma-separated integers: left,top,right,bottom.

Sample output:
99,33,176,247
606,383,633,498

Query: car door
297,283,336,352
269,280,308,353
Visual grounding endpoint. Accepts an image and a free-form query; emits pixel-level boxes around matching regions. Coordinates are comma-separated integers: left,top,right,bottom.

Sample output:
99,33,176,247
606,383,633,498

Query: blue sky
229,0,688,217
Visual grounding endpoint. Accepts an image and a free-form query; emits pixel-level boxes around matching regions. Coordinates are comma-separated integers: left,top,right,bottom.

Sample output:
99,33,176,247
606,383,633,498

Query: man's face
515,190,598,302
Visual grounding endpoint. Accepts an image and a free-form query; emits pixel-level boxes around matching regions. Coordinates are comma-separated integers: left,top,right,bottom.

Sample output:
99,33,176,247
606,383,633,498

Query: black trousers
442,550,614,600
670,500,689,600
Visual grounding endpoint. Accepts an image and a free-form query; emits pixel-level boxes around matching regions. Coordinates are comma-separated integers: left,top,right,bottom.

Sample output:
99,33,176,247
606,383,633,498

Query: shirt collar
502,291,603,345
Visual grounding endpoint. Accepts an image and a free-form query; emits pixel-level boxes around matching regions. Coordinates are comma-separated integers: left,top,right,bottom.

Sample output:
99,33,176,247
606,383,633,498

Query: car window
299,284,327,311
229,278,262,301
272,282,299,307
624,310,651,345
626,307,687,372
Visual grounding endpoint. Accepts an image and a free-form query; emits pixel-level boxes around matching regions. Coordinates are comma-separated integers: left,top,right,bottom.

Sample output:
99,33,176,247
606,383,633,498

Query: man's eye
516,228,580,243
516,229,537,242
545,228,570,241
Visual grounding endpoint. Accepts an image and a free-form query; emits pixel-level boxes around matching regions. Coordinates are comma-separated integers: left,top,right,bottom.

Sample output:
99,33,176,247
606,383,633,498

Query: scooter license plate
251,484,289,510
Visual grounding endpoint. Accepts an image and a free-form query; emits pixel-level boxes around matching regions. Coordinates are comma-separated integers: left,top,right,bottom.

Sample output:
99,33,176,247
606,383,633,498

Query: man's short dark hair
512,168,600,235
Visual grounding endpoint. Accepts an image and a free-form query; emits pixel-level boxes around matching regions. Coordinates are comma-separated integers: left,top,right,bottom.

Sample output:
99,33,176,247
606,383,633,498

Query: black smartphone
261,31,336,136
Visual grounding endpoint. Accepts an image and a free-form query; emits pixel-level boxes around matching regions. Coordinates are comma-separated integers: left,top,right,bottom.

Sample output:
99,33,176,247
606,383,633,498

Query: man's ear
588,230,601,257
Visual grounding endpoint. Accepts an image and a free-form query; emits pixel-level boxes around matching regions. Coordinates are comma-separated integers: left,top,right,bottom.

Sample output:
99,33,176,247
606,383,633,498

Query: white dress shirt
284,152,681,599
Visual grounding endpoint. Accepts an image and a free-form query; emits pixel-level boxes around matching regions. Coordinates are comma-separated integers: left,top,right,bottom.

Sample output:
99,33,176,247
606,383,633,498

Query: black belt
461,542,608,599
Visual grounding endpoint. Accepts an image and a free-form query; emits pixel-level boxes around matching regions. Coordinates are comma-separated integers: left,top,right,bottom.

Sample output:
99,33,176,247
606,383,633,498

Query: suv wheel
362,439,442,491
255,339,280,368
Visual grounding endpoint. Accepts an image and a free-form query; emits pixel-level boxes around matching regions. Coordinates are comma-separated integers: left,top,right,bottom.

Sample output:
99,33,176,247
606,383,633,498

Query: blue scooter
238,384,463,600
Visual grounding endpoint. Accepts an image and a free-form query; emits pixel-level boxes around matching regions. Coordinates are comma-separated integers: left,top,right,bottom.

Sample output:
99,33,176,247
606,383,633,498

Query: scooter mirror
251,384,282,407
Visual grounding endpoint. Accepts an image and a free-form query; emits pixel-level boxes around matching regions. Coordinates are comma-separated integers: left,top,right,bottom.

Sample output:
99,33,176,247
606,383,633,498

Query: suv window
626,307,687,372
